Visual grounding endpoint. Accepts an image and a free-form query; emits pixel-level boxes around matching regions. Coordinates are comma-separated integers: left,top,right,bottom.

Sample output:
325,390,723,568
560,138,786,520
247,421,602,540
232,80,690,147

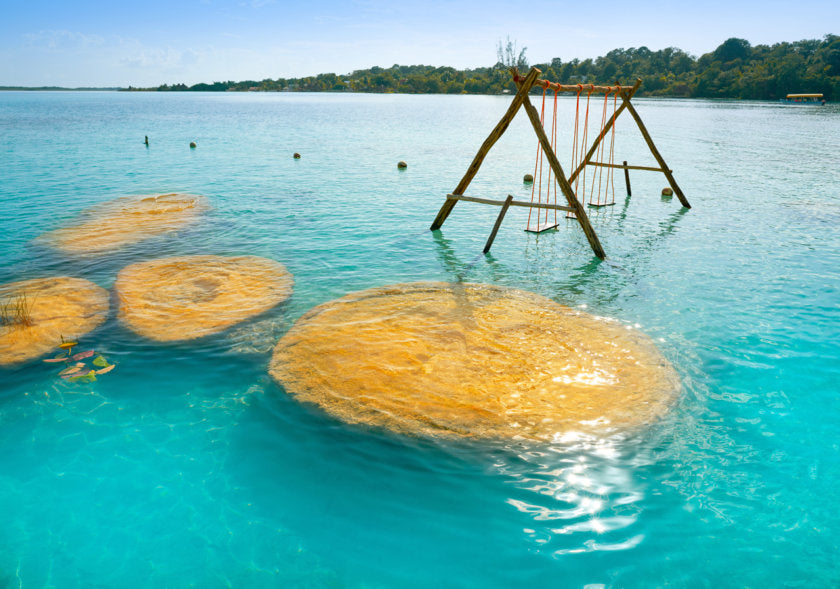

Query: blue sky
1,0,837,87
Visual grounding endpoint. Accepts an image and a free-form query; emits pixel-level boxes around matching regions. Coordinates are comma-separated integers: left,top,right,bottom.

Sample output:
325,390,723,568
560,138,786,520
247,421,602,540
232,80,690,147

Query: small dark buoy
293,152,301,159
144,135,149,146
661,187,673,197
397,161,407,169
189,141,197,149
523,174,534,184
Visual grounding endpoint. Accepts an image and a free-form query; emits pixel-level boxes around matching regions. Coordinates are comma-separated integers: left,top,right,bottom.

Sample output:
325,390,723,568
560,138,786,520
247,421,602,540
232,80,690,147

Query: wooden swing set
429,67,691,259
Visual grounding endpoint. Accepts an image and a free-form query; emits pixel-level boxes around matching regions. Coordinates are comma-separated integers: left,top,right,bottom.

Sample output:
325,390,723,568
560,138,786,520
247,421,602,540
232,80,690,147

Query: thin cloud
23,30,105,50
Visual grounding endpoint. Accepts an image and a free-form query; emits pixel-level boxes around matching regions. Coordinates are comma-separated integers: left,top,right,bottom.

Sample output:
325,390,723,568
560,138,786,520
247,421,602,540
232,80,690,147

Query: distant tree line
127,35,840,100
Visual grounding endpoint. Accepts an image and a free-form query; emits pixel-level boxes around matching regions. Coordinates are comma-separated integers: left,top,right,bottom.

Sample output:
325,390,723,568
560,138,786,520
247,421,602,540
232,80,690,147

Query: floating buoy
293,152,301,159
661,187,673,197
397,161,407,169
523,174,534,184
189,141,197,149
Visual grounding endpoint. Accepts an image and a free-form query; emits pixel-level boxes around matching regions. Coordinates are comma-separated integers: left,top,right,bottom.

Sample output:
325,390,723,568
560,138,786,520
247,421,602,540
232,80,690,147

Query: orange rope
607,90,618,203
548,89,559,227
571,88,592,216
528,79,622,224
527,88,548,231
568,86,581,218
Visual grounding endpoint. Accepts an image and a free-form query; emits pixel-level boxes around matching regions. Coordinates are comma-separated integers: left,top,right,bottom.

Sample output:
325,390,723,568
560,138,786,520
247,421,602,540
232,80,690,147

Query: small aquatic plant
0,292,35,328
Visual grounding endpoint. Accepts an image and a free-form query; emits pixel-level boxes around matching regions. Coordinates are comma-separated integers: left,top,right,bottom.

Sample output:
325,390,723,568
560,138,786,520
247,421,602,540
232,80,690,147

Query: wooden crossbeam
587,162,671,173
534,80,636,94
445,193,574,213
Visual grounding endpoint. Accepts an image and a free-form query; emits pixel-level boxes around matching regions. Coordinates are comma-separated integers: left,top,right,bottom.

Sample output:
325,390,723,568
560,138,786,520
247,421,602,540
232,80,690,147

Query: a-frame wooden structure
429,67,690,259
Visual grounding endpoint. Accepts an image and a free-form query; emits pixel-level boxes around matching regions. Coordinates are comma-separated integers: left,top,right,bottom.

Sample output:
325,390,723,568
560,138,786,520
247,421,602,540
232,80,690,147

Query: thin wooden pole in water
623,160,632,196
483,194,513,254
430,67,541,230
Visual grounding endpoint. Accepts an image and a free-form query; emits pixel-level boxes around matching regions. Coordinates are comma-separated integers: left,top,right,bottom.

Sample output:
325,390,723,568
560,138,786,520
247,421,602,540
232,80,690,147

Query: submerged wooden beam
516,75,606,260
483,194,513,253
430,67,541,230
445,193,574,212
587,162,671,173
617,89,691,209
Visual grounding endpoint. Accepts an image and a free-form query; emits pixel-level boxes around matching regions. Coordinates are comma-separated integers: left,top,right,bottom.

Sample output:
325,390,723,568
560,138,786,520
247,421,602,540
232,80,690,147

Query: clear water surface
0,90,838,588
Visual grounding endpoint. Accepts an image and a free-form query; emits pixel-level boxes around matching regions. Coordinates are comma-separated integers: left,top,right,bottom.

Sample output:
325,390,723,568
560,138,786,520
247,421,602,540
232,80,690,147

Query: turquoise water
1,90,839,588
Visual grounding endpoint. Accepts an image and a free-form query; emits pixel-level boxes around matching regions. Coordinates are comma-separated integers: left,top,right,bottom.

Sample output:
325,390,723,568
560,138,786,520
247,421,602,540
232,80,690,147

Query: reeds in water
0,292,35,328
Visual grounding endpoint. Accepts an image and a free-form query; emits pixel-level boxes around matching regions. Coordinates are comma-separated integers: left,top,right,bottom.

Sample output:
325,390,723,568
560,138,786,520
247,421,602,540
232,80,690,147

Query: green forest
132,35,840,100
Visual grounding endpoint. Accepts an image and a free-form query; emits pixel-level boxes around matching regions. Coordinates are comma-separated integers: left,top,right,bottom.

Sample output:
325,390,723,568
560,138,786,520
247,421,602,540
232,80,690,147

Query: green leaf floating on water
92,355,109,367
68,370,97,383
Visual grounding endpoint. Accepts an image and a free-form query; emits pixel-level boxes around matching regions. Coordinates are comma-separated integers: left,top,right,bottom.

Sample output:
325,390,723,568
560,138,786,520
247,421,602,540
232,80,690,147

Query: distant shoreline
0,86,120,91
3,34,838,101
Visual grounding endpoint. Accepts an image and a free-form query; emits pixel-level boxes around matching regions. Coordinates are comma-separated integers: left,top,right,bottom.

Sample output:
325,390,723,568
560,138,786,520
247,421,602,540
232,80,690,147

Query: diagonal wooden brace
430,67,541,230
616,87,691,209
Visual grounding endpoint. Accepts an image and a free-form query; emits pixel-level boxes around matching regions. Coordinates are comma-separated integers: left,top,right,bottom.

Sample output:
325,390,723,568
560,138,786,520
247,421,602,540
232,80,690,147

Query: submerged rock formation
270,282,680,441
0,277,109,365
116,255,293,341
40,192,208,255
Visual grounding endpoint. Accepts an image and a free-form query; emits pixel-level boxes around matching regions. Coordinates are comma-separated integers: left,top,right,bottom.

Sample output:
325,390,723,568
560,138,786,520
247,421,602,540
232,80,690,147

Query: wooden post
623,160,631,196
515,76,606,259
483,194,513,253
430,67,541,230
617,90,691,209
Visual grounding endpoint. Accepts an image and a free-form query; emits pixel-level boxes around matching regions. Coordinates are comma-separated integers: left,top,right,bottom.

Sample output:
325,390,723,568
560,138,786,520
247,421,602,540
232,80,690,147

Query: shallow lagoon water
1,90,839,587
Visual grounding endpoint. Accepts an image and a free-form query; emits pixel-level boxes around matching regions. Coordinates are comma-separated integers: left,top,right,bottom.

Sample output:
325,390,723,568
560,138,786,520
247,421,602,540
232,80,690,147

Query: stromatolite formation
116,255,293,341
40,192,207,255
270,282,680,441
0,277,109,365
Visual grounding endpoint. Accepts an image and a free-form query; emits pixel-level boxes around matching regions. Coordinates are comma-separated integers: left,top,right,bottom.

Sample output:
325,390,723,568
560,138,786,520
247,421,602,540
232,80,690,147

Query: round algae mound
41,193,207,255
0,277,109,365
270,282,680,441
116,255,293,342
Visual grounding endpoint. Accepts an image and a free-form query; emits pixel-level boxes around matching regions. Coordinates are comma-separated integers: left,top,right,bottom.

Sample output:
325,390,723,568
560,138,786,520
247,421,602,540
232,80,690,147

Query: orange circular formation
0,277,109,365
116,255,293,341
270,282,680,441
40,192,208,255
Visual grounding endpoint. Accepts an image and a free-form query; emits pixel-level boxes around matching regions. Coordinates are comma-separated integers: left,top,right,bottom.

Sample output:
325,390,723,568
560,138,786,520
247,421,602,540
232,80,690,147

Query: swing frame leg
483,194,513,253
